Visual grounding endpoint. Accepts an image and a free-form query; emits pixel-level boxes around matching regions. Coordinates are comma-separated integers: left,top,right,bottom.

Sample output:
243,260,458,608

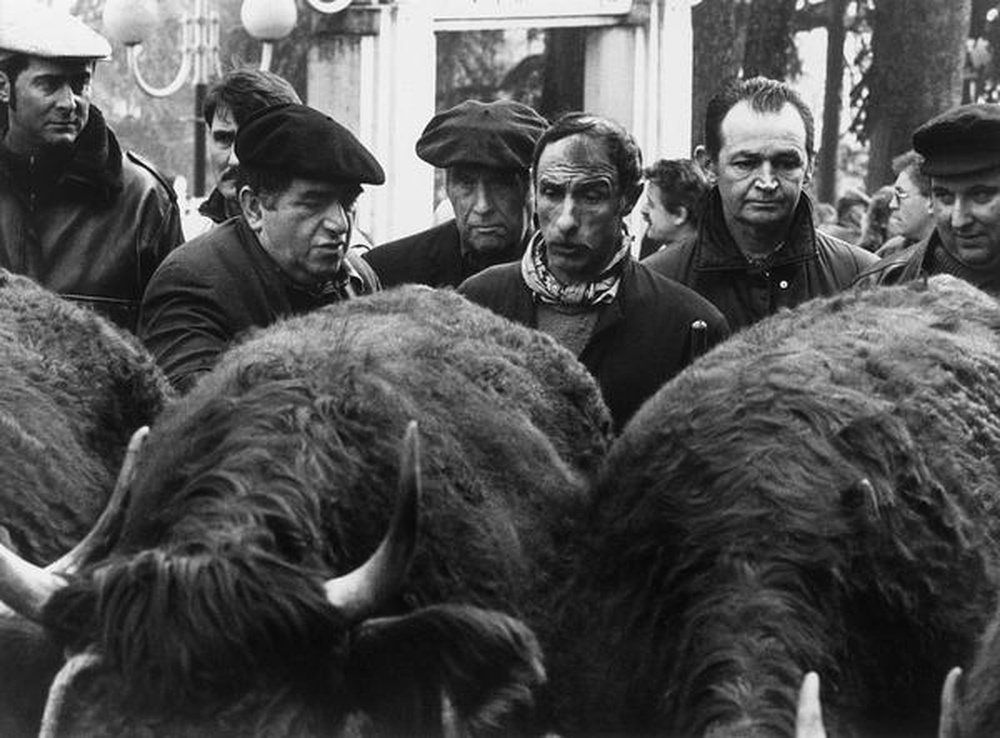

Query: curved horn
38,650,103,738
47,426,148,576
796,671,827,738
0,426,149,621
0,540,66,622
938,666,963,738
325,420,421,622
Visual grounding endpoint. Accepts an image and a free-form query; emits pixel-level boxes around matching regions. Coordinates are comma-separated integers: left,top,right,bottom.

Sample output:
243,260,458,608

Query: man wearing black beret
856,103,1000,294
363,98,547,288
139,103,383,391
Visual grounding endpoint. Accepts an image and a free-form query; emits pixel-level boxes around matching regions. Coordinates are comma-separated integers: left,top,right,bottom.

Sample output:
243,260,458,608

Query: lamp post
102,0,349,197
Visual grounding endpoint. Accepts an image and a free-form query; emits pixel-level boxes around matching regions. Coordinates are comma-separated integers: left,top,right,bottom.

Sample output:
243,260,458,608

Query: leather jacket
0,107,183,333
644,191,878,331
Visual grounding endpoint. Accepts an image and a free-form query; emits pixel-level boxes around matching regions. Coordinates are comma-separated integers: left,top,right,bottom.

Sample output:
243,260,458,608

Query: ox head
0,422,547,737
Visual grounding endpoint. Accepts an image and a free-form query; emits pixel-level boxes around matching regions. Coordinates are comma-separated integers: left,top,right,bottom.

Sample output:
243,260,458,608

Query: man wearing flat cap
363,98,548,288
460,112,729,432
856,103,1000,294
139,103,383,391
0,0,183,332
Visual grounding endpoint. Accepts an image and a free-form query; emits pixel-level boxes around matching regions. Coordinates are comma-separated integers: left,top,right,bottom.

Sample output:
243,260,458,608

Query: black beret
913,103,1000,177
416,99,548,171
236,103,385,185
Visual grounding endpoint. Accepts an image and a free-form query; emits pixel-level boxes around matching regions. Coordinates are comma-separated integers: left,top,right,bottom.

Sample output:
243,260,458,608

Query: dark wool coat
0,107,183,333
644,191,878,332
363,218,530,288
138,217,379,392
458,257,730,432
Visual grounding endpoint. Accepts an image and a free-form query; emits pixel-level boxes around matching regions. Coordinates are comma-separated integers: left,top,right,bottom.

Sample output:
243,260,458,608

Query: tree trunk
743,0,797,79
864,0,971,191
540,28,586,121
691,0,745,149
816,0,848,204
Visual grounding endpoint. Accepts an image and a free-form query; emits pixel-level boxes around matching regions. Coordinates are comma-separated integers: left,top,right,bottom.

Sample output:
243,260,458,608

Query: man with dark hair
139,103,382,391
363,98,547,287
876,149,934,258
459,112,729,432
856,103,1000,295
638,158,709,258
645,76,877,332
199,67,301,224
0,2,183,333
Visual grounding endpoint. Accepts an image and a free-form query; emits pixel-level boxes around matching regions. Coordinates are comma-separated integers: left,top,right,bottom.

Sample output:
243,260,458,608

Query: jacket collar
198,187,242,224
0,105,123,205
695,188,820,271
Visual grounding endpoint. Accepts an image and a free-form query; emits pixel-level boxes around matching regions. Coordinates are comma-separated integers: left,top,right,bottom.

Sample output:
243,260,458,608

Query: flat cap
913,103,1000,177
0,0,111,61
236,103,385,185
416,99,548,171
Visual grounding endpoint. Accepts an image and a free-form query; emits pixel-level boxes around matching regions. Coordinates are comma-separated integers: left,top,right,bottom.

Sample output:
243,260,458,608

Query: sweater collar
927,231,1000,295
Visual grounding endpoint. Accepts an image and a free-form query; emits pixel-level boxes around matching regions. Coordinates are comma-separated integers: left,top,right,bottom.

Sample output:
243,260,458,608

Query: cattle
939,604,1000,738
0,285,612,736
0,270,172,737
545,275,1000,737
0,269,171,563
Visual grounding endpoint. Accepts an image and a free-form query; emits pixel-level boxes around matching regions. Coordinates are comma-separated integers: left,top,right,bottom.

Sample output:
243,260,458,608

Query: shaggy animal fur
0,269,172,562
547,275,1000,737
41,286,611,736
0,270,171,738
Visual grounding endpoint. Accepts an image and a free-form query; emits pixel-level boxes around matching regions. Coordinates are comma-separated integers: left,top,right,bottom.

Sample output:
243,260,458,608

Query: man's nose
552,196,578,235
54,82,76,109
754,162,779,191
226,146,239,168
322,201,349,233
951,196,974,229
471,180,493,213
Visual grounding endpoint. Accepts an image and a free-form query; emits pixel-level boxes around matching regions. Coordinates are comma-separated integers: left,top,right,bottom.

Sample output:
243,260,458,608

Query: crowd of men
4,6,1000,431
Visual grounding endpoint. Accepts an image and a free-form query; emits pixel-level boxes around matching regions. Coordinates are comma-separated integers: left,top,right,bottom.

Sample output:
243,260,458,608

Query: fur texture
0,269,171,561
548,275,1000,737
0,271,171,738
42,286,611,736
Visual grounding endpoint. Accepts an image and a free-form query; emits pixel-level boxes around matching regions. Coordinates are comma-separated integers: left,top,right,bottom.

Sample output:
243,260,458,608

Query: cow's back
123,285,612,622
551,276,1000,736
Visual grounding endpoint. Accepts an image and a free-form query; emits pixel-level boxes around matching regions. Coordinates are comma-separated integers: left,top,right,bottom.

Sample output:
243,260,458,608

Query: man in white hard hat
0,1,182,332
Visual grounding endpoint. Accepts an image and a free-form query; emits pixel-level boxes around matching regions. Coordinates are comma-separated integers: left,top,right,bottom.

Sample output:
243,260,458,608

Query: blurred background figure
813,201,838,230
877,149,934,258
822,187,869,242
638,158,710,259
200,68,301,226
854,184,895,252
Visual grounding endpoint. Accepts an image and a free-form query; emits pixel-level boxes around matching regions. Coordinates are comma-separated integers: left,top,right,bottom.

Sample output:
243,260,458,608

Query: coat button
779,280,789,289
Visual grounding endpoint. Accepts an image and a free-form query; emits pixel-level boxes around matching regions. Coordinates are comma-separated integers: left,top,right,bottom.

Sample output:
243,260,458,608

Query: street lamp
102,0,348,196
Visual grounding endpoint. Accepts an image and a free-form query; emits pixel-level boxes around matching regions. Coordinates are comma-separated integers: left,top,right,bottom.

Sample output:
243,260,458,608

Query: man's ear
803,153,816,186
694,145,717,182
239,186,264,232
674,205,690,226
0,73,10,105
